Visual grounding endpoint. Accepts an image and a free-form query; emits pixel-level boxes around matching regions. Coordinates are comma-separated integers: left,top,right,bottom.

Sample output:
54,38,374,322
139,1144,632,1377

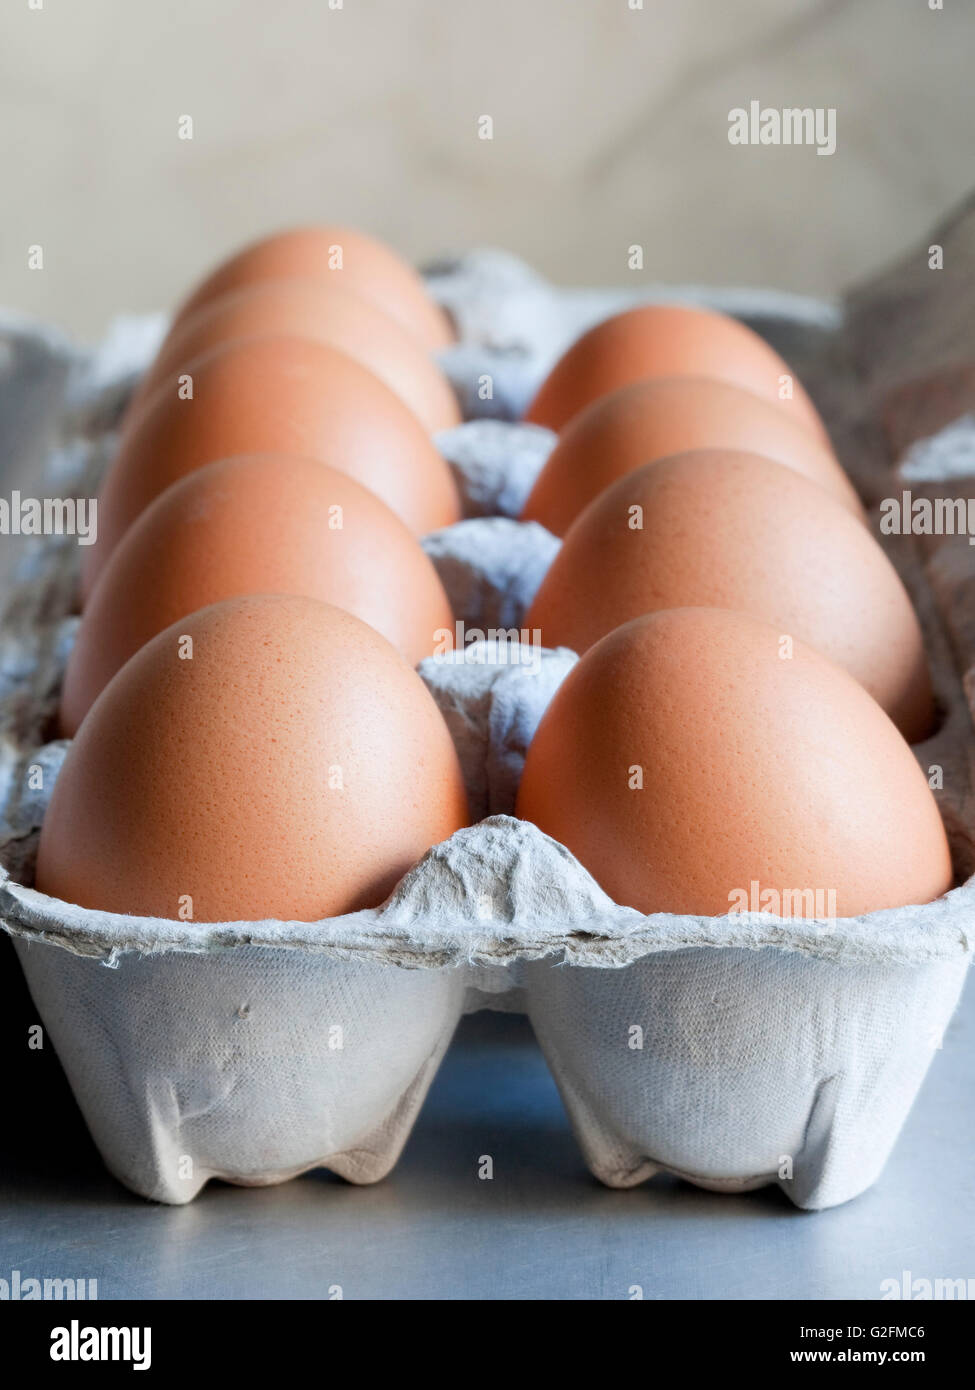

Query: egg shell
526,449,934,742
61,455,455,736
37,595,469,922
170,225,453,352
516,607,952,918
126,280,461,435
82,335,462,601
525,303,830,443
521,376,861,535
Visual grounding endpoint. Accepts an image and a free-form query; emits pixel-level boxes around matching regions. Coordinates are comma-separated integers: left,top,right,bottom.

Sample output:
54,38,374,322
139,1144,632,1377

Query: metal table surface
0,930,972,1302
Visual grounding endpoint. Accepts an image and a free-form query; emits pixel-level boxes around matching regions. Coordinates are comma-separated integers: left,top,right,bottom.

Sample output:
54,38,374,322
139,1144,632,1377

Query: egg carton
2,219,975,1210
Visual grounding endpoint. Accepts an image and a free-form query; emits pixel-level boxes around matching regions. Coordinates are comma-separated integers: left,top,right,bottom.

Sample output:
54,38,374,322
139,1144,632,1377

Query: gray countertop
1,932,971,1301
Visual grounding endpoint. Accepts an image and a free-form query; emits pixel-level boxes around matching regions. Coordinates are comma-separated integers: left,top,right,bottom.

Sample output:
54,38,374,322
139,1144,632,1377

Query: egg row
63,226,472,735
42,227,472,920
515,304,950,919
36,227,953,929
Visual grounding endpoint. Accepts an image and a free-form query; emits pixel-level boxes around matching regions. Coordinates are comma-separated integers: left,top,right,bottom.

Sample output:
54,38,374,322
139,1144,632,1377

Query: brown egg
37,595,469,922
127,280,461,435
525,304,829,443
526,450,934,742
61,455,454,736
82,335,461,601
516,608,952,917
521,376,861,535
170,225,453,351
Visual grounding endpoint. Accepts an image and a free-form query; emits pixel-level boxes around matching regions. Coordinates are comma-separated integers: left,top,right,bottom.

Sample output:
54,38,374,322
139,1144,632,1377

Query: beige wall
1,0,971,341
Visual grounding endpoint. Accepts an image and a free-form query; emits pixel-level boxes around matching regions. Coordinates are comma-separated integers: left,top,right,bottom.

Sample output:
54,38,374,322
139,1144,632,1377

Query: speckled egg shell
516,607,952,918
127,279,461,434
526,449,934,742
170,225,453,351
61,455,455,735
521,376,861,535
37,595,469,922
525,303,830,443
82,335,462,601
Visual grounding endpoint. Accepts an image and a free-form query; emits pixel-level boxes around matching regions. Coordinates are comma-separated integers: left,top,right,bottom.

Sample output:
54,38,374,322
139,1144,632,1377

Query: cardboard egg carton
2,210,974,1209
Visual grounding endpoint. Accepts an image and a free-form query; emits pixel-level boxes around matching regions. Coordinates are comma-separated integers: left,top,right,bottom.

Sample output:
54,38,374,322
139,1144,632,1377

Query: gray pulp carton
2,210,974,1208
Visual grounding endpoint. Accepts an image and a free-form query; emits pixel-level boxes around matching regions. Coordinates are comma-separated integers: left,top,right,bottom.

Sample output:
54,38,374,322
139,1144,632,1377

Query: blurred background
1,0,972,341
